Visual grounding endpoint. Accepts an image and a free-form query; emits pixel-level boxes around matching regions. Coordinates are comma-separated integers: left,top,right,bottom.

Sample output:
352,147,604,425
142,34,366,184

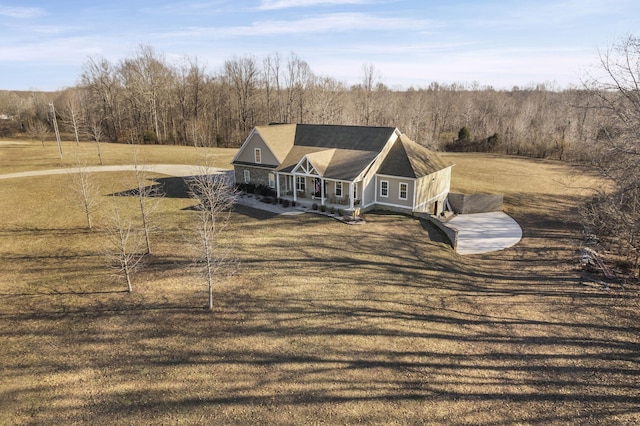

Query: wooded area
0,45,602,160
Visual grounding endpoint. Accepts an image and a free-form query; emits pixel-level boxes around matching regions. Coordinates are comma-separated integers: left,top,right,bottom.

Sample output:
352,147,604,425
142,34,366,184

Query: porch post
349,182,355,209
276,173,281,198
293,173,297,202
321,177,325,206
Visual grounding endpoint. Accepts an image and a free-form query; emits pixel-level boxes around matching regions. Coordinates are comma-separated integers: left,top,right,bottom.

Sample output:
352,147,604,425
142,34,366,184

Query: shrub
282,199,290,207
143,130,157,143
291,201,296,207
337,209,344,216
329,206,335,214
458,126,470,141
256,184,276,197
312,203,318,210
320,205,326,212
0,119,20,137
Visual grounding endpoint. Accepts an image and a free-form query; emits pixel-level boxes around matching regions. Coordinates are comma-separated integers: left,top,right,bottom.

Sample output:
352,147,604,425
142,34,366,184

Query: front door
313,178,327,199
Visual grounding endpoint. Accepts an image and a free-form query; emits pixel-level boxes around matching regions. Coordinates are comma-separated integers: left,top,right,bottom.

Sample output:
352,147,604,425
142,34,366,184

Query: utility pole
49,103,63,159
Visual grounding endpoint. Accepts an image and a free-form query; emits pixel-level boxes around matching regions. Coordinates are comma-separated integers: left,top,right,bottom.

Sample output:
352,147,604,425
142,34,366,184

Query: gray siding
235,132,279,166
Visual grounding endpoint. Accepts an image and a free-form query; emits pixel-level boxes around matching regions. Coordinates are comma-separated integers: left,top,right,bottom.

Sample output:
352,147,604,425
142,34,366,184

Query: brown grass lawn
0,138,236,173
0,142,638,425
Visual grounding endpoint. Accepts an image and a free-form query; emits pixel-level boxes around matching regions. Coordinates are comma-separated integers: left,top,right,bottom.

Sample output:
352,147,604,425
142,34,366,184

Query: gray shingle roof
378,134,451,178
293,124,396,152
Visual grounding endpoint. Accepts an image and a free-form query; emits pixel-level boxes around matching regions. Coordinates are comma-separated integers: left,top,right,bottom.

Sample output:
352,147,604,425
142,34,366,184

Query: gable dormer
293,157,320,176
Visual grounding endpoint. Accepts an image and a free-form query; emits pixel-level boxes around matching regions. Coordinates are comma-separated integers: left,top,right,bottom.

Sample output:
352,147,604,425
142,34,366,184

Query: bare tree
580,35,640,277
68,162,100,229
80,56,122,142
308,75,346,124
87,117,105,165
58,89,86,145
285,54,312,123
187,169,236,310
354,63,381,126
130,152,163,254
223,55,259,142
26,119,50,147
103,199,146,292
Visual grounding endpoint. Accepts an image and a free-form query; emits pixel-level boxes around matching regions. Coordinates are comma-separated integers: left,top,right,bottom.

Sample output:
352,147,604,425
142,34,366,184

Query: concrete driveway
446,212,522,255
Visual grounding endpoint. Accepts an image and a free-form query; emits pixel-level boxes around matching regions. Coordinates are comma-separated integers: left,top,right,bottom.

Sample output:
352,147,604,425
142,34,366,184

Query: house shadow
108,176,195,199
418,217,450,244
108,175,293,220
232,203,281,220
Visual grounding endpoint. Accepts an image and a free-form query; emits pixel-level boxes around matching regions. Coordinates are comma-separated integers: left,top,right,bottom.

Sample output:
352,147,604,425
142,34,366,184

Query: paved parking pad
446,212,522,255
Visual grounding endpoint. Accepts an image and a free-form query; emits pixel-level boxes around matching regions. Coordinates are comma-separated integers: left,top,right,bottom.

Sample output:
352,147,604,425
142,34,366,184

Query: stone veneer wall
234,166,273,187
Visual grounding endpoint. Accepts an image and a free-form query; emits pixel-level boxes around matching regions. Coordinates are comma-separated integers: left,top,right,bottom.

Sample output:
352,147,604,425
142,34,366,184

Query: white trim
296,175,306,192
335,181,343,198
413,189,449,210
380,180,389,198
235,164,276,171
231,128,281,166
231,128,257,164
412,179,417,210
254,148,262,164
371,200,413,210
375,173,418,181
399,182,408,200
349,182,355,209
292,156,320,176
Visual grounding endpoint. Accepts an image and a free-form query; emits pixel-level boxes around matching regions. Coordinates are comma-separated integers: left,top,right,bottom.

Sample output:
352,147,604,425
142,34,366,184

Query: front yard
0,143,638,424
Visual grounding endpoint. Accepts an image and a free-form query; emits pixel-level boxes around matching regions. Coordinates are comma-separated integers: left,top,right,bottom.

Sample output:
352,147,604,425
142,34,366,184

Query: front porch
274,173,361,210
279,194,358,213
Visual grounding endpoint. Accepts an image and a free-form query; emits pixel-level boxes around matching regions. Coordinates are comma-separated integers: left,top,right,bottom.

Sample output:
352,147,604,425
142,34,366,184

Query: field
1,141,638,424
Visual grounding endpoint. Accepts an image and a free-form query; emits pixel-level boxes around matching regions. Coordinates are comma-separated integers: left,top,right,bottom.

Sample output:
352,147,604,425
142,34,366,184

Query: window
296,176,306,192
268,173,275,189
380,180,389,197
254,148,262,164
335,181,343,197
243,169,250,184
399,182,408,200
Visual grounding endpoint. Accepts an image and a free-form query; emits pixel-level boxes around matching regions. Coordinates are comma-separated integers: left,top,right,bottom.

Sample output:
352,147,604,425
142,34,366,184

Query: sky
1,0,639,91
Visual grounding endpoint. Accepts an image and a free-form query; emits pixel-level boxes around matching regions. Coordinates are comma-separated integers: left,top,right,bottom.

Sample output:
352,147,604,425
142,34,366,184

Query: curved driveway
446,212,523,255
0,164,229,180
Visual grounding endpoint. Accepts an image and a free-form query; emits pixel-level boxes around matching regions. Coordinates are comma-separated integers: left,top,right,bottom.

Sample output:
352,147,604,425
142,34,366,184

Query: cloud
258,0,371,10
0,6,45,18
159,12,432,38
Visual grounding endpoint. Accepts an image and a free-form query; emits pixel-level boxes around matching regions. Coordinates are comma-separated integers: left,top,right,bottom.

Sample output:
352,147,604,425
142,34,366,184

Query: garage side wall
413,166,452,215
448,193,503,214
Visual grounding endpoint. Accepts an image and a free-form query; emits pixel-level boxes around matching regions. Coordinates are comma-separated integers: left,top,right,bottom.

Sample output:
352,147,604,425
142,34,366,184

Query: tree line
0,45,605,161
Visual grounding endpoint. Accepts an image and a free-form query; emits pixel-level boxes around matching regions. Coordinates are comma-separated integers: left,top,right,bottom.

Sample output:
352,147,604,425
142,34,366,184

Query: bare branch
186,164,237,310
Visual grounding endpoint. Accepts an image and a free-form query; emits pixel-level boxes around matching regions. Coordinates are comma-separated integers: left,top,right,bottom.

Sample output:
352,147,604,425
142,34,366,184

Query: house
232,123,453,215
